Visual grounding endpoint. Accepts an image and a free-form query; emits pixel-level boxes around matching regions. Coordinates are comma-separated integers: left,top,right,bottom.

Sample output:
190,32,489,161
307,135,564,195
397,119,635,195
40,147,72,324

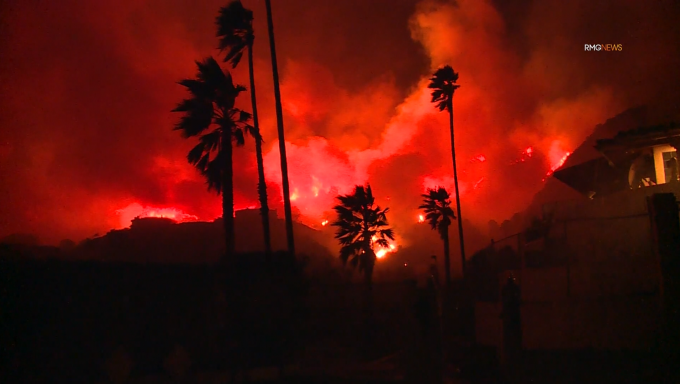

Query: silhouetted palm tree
428,65,466,277
217,0,272,256
264,0,295,256
332,185,394,291
172,57,253,259
419,187,456,287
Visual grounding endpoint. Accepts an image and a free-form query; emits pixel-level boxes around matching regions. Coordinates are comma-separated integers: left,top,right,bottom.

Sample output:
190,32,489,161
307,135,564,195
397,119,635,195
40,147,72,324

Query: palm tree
264,0,295,256
216,1,272,256
172,57,253,259
332,185,394,291
419,187,456,287
428,65,467,277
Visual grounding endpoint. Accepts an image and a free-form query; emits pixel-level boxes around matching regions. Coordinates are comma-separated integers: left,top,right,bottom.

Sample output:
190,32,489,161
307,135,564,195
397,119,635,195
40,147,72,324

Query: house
553,122,679,197
473,120,680,355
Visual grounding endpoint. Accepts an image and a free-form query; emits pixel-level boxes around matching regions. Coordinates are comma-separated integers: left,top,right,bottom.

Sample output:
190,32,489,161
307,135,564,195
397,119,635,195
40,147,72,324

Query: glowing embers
512,146,534,164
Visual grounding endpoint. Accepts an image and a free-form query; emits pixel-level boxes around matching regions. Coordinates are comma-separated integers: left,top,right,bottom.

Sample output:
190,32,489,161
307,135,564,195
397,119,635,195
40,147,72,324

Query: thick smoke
1,0,679,254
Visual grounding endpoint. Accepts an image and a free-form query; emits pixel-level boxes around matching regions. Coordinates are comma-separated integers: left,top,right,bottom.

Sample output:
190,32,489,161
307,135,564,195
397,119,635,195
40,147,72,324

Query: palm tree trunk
264,0,295,257
443,229,451,287
265,0,295,256
247,43,272,258
448,101,466,277
223,127,235,259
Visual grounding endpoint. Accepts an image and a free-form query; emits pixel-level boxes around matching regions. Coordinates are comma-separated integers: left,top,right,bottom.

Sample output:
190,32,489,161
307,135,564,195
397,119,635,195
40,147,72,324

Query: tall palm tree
172,57,253,259
264,0,295,256
332,185,394,291
428,65,467,277
419,187,456,287
216,0,271,256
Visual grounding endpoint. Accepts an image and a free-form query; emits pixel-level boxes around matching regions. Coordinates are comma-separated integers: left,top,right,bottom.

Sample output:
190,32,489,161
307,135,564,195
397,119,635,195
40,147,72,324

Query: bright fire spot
116,203,198,228
418,214,425,223
371,235,398,259
321,220,329,226
473,154,486,162
525,147,533,156
290,189,299,201
544,151,572,180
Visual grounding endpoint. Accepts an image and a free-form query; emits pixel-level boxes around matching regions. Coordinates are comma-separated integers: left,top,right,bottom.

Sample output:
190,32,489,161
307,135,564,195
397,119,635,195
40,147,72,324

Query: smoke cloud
1,0,679,258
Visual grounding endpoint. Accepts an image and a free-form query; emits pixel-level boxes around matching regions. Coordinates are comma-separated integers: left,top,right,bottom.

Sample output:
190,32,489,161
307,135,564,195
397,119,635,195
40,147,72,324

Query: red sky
1,0,679,246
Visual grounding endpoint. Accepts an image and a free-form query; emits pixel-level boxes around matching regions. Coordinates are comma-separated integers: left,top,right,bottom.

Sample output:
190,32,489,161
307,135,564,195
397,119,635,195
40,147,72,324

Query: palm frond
216,0,254,68
428,65,460,113
420,186,456,240
332,184,393,275
232,128,245,146
173,57,251,196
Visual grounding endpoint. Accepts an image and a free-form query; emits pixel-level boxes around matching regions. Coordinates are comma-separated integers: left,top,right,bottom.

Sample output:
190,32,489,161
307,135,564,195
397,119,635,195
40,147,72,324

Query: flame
418,214,425,223
116,203,198,228
546,152,571,176
371,234,398,259
321,219,329,226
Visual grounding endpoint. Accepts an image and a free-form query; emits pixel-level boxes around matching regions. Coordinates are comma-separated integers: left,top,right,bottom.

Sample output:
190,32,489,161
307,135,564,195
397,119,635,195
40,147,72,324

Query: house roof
552,157,629,197
595,122,680,153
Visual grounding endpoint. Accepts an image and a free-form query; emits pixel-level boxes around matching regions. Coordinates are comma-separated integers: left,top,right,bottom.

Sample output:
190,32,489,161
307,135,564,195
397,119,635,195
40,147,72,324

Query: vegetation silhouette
331,185,394,292
172,57,253,259
264,0,296,257
428,65,467,277
216,1,272,257
419,186,456,287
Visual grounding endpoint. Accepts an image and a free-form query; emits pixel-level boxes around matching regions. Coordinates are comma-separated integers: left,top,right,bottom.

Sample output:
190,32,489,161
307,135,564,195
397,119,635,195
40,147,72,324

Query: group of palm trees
173,0,294,259
172,2,467,286
332,66,467,289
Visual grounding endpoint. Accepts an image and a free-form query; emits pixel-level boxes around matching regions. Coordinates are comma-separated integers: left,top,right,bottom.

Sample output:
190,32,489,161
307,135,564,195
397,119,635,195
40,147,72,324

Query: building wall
476,184,680,352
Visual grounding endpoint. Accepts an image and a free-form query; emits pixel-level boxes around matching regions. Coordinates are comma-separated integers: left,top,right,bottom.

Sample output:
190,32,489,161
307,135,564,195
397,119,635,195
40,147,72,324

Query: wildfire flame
371,235,398,259
321,220,329,226
418,214,425,223
544,151,572,180
116,203,198,228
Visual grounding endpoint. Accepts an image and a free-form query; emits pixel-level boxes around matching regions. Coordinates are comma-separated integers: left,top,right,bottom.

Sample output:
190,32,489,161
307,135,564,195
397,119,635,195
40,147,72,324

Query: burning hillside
1,0,679,249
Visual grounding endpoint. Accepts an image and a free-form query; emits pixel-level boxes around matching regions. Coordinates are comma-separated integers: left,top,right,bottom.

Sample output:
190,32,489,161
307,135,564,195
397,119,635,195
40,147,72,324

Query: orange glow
418,214,425,223
321,219,329,226
545,151,571,177
371,234,397,259
116,203,198,228
473,177,485,189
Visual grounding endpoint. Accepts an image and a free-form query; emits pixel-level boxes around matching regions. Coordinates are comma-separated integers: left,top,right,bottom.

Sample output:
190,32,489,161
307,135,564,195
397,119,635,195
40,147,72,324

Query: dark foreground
1,256,678,383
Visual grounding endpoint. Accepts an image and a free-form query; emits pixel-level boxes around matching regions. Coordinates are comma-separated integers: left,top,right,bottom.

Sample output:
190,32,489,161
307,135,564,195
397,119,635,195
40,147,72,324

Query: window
663,151,678,183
